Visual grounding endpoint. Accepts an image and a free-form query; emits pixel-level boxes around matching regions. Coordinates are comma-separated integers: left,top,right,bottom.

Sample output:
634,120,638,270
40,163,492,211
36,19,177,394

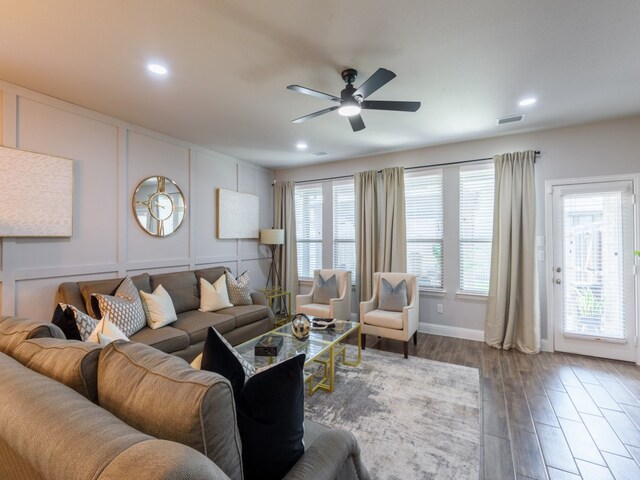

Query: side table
256,287,291,327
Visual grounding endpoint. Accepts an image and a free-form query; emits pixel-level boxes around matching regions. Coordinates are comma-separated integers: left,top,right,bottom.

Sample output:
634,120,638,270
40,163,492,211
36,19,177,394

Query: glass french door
551,180,637,361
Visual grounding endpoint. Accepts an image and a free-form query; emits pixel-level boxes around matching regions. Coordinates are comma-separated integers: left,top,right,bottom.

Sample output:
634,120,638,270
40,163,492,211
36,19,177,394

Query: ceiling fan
287,68,421,132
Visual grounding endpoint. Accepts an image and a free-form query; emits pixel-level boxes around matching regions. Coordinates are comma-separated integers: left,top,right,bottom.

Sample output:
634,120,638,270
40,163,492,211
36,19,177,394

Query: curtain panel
274,180,298,309
355,170,379,302
378,167,407,273
485,150,540,353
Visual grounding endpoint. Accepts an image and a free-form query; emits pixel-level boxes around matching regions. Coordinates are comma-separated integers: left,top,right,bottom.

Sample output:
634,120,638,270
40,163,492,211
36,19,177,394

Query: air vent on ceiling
497,114,524,125
312,151,329,157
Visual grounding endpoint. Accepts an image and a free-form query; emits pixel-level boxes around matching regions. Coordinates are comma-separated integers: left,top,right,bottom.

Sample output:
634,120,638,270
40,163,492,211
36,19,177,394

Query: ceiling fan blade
292,106,339,123
348,114,366,132
353,68,396,99
361,100,421,112
287,85,340,103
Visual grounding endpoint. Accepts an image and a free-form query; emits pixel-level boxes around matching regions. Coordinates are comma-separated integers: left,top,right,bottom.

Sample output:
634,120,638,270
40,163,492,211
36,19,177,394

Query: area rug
305,348,480,480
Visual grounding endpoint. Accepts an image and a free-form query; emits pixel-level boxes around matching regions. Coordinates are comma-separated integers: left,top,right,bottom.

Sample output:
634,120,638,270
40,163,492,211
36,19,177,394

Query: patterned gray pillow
93,277,146,337
378,278,408,312
63,304,99,341
225,271,252,306
312,274,338,305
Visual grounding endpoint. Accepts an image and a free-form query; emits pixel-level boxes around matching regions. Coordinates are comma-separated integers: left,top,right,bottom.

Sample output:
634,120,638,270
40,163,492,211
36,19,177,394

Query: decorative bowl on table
291,313,310,341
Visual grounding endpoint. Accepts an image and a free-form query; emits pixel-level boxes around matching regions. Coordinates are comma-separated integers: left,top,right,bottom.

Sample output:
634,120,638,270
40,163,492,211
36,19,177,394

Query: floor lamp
260,228,284,289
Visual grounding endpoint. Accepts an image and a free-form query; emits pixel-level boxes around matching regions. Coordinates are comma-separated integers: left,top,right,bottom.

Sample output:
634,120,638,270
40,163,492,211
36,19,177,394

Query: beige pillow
88,315,129,345
199,276,233,312
140,284,178,329
190,353,202,369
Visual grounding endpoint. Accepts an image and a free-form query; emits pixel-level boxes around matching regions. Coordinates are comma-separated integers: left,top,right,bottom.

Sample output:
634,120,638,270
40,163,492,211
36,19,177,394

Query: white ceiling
1,1,639,169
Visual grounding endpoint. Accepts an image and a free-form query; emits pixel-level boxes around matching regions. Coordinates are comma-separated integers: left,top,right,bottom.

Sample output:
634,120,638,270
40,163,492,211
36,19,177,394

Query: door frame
545,173,640,365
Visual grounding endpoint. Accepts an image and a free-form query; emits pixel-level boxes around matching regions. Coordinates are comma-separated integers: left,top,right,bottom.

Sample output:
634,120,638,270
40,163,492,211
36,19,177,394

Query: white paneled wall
0,81,273,321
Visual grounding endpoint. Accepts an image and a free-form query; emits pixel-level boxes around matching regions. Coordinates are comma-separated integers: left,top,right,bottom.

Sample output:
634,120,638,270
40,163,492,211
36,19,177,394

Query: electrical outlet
437,304,444,314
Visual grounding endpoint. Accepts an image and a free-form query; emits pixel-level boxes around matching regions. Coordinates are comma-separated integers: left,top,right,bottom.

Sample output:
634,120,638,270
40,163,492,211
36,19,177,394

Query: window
295,183,323,278
333,181,356,283
459,163,495,294
405,169,444,289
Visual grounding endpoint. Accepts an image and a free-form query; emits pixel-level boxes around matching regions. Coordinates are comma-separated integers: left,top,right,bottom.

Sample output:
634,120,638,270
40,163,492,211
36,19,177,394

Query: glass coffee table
234,319,361,395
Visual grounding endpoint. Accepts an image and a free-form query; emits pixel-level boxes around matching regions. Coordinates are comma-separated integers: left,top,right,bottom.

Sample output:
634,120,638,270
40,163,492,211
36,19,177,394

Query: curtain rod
287,151,540,185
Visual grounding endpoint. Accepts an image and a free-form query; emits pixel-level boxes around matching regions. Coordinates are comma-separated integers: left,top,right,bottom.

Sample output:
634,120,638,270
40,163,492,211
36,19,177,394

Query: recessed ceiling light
518,97,537,106
147,63,168,75
296,142,308,150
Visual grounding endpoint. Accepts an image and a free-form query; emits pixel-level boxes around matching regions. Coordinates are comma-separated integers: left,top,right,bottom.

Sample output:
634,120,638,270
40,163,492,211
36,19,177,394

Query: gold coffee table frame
235,319,362,396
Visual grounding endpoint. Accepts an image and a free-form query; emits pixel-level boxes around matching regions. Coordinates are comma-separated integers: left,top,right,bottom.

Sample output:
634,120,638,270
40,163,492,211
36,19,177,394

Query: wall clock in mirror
132,176,186,237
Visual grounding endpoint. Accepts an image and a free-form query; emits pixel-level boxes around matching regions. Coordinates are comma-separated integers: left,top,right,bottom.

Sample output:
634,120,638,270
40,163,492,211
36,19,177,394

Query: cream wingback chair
360,272,419,358
296,269,352,321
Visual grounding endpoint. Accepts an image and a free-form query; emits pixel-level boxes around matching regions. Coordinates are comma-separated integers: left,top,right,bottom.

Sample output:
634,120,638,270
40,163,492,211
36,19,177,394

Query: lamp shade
260,228,284,245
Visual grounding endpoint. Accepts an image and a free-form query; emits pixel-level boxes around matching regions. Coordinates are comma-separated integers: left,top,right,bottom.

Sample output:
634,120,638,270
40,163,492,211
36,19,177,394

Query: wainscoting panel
0,79,274,319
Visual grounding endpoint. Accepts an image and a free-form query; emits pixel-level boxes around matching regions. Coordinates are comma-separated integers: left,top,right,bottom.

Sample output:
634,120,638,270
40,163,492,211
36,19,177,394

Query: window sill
419,289,447,298
456,291,489,301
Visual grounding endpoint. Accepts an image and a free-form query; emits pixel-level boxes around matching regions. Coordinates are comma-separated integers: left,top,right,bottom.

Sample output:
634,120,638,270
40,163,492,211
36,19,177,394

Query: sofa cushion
200,327,305,480
98,341,243,480
0,352,159,480
94,277,147,337
0,316,65,356
12,338,102,403
378,278,408,312
140,284,178,329
312,273,338,305
78,273,151,318
129,326,190,353
225,271,252,306
173,310,235,344
52,303,83,340
216,304,270,328
195,267,227,292
150,271,199,314
297,303,331,318
363,309,404,330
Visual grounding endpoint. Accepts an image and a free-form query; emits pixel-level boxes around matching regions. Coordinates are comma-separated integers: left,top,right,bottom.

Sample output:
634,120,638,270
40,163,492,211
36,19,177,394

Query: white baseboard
418,322,484,341
418,321,553,351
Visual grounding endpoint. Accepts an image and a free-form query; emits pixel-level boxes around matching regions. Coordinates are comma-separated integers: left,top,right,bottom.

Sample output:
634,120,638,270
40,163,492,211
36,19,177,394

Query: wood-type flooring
361,333,640,480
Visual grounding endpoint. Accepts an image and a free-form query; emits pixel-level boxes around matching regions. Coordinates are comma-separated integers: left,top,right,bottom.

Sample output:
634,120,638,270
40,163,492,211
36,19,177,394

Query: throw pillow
51,304,83,341
190,353,202,369
201,327,305,480
225,270,252,306
312,273,338,305
139,284,178,329
378,278,408,312
199,276,233,312
88,315,129,345
53,304,99,341
93,277,146,337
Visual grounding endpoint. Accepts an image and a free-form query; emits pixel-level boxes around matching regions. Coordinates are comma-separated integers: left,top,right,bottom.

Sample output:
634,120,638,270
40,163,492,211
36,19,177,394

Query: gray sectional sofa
56,266,274,362
0,315,370,480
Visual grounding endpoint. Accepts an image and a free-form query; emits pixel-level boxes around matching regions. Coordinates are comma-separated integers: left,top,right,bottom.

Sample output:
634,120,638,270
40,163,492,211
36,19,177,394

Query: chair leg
413,331,418,346
403,341,409,359
361,333,366,350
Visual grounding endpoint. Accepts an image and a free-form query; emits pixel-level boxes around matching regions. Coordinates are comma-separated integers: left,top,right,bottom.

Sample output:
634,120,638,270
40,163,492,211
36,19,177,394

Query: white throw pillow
199,276,233,312
139,284,178,329
88,314,129,345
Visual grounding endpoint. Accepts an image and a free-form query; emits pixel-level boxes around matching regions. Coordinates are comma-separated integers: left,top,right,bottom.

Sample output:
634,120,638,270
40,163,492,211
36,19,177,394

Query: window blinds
294,183,323,278
332,181,356,283
459,164,495,294
405,169,444,289
561,186,633,340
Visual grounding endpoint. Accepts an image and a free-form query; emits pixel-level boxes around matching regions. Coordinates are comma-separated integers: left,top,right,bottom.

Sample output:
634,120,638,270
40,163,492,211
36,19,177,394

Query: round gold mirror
132,176,186,236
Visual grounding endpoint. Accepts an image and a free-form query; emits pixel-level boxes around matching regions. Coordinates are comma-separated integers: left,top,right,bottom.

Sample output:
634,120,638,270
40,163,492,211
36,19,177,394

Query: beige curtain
355,170,379,302
378,167,407,273
485,150,540,353
274,181,298,309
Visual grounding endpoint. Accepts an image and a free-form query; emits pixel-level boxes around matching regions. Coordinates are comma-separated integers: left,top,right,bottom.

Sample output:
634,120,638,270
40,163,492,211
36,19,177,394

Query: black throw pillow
201,327,305,480
51,304,82,341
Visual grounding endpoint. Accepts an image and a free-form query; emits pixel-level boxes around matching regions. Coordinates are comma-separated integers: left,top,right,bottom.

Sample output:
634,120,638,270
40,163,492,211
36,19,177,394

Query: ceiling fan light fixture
338,101,361,117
